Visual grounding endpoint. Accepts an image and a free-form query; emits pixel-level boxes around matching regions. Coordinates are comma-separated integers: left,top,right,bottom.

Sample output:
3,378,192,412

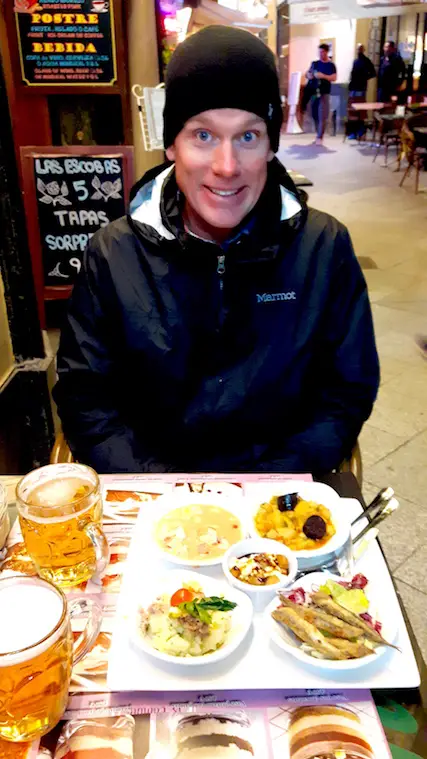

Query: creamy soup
155,504,243,561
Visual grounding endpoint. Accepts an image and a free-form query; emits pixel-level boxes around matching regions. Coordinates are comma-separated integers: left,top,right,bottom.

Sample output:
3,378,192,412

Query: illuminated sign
14,0,117,85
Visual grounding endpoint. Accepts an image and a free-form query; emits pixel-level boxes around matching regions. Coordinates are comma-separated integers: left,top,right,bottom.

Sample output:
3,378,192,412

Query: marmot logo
256,292,296,303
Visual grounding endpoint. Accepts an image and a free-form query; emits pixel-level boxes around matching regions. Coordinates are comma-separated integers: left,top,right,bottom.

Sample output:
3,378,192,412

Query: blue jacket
54,159,379,474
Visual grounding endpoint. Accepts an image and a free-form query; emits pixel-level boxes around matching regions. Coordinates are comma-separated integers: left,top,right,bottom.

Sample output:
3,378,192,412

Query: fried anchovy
311,591,398,650
277,595,308,615
277,595,363,638
304,608,364,639
327,637,374,658
272,608,347,660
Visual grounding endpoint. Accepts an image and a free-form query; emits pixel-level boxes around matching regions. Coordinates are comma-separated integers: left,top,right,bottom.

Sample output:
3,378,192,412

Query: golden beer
17,464,109,588
0,575,101,742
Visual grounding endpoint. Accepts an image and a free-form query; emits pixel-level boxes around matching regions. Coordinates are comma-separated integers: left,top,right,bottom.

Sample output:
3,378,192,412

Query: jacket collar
129,158,306,264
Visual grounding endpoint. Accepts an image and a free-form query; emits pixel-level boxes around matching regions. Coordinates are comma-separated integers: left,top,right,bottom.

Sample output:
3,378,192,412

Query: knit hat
163,26,283,153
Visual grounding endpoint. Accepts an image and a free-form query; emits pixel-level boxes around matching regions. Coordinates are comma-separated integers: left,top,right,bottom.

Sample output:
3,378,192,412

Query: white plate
129,569,253,666
248,480,350,564
150,492,249,567
265,571,398,671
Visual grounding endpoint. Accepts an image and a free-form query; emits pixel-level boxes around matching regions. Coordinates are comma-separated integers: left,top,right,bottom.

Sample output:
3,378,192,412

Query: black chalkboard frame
20,144,134,327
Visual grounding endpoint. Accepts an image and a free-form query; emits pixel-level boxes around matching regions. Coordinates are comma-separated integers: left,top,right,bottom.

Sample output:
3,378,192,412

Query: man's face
166,108,274,243
357,44,365,55
319,47,329,62
384,42,394,57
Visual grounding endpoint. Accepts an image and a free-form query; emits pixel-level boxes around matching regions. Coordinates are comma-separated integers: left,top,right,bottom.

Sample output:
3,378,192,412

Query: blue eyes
242,131,257,143
196,130,212,143
194,130,259,145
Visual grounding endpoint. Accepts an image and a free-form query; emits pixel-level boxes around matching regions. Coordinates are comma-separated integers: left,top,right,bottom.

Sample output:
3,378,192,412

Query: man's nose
212,141,239,177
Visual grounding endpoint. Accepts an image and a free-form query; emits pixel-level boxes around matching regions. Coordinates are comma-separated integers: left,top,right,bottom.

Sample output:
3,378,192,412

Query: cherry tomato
170,588,195,606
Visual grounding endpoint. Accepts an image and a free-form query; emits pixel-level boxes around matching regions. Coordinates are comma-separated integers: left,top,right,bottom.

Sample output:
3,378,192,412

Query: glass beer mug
0,575,102,742
16,463,110,588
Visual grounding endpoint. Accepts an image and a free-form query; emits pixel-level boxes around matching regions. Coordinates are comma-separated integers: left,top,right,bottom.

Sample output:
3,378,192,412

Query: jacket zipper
217,254,226,329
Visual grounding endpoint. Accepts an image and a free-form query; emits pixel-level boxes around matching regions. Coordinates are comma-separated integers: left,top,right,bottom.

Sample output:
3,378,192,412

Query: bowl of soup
152,493,247,567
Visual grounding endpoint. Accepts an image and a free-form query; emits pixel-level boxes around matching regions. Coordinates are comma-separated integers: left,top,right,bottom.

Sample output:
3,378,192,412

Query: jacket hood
128,158,306,262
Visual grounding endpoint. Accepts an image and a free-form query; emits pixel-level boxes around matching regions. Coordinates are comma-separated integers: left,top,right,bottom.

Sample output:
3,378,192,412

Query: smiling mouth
205,187,244,197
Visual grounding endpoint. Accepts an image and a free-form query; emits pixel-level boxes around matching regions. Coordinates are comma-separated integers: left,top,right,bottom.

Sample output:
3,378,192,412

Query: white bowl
222,538,298,596
265,571,398,671
130,569,253,666
150,491,249,567
248,480,350,571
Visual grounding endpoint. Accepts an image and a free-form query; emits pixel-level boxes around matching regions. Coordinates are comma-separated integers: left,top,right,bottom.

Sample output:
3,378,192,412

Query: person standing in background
349,44,376,99
306,44,337,145
348,44,376,140
378,41,406,102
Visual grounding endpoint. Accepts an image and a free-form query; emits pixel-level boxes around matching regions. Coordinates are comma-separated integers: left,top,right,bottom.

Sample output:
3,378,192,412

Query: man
54,26,379,476
348,44,376,140
306,43,337,145
349,44,376,99
378,41,405,103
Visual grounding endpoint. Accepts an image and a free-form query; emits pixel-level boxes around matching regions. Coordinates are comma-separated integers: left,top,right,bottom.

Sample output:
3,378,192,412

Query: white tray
107,497,420,691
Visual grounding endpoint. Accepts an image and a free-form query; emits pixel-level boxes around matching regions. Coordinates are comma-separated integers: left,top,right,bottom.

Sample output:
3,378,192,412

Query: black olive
303,515,327,540
277,493,300,512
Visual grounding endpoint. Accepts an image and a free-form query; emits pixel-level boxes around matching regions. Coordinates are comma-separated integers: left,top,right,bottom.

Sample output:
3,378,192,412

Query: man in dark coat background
378,41,406,102
349,44,376,99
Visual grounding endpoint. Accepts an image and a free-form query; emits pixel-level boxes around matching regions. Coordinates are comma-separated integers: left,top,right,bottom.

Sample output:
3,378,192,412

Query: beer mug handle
84,523,110,576
69,598,103,666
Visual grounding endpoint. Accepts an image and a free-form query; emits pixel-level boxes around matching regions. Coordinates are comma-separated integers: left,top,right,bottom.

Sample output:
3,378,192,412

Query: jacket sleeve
258,227,380,476
53,240,165,473
368,58,376,80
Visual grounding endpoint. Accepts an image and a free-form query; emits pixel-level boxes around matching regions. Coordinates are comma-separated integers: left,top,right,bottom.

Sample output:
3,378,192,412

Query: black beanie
163,26,283,153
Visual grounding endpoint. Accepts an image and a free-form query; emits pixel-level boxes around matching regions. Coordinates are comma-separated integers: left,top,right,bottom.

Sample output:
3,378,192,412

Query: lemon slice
320,580,347,599
336,588,369,614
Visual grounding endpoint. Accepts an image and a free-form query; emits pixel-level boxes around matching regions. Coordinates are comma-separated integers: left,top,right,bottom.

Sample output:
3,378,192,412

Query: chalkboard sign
21,146,134,326
35,155,126,284
14,0,117,86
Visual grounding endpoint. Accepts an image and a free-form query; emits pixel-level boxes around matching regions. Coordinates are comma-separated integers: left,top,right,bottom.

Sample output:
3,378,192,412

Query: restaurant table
374,113,405,123
351,102,385,112
407,103,427,113
322,474,427,759
1,471,426,758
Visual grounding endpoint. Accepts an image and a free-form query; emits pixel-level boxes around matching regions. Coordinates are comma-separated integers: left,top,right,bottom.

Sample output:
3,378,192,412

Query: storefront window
398,12,417,67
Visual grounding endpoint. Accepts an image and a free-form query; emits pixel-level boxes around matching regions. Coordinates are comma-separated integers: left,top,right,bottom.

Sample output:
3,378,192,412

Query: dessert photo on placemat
53,715,136,759
288,705,374,759
174,481,244,498
103,483,172,523
70,616,115,693
148,710,272,758
267,701,392,759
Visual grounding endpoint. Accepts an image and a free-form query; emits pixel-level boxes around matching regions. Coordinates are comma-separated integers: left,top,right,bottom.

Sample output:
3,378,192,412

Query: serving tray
107,496,420,691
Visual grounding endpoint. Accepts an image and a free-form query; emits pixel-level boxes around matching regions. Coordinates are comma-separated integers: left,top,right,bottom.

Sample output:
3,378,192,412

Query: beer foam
23,476,95,523
29,478,84,508
0,581,63,661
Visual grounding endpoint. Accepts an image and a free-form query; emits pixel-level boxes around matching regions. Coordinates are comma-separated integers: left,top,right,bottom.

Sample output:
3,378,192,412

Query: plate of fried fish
266,571,399,670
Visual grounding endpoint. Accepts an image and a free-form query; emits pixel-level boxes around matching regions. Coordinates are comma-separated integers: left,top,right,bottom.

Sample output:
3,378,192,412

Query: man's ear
267,149,274,162
166,145,176,161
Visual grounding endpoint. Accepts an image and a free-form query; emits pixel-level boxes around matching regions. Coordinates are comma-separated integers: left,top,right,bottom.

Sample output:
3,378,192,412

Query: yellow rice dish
254,496,336,551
